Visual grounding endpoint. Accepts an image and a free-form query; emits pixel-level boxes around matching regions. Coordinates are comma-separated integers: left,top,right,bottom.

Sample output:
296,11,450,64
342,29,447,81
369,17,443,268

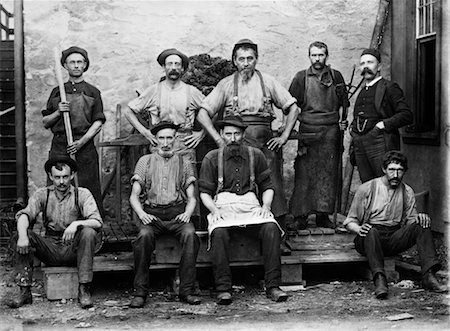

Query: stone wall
23,0,389,206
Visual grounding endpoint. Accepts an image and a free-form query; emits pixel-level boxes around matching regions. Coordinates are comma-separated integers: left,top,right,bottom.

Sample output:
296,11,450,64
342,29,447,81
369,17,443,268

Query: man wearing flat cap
124,48,205,157
350,48,412,182
199,115,288,305
42,46,106,215
8,156,103,309
197,39,299,253
129,121,201,308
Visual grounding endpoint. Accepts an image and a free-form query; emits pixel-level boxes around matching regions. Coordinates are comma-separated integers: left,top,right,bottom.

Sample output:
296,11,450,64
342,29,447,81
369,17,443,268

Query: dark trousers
132,204,200,297
13,227,98,286
354,223,440,278
352,129,386,183
211,223,282,292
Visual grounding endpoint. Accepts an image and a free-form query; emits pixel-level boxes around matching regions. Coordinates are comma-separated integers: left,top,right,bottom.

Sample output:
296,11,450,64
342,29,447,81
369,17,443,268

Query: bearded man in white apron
199,115,288,305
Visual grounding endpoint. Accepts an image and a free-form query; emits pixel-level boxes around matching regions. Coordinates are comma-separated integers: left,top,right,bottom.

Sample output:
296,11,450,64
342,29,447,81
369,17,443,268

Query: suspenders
43,187,81,229
145,153,185,194
154,82,192,129
216,146,256,196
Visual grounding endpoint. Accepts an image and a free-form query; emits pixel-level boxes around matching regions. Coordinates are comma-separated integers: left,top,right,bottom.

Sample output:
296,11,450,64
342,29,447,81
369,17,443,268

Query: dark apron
48,93,103,216
290,73,340,217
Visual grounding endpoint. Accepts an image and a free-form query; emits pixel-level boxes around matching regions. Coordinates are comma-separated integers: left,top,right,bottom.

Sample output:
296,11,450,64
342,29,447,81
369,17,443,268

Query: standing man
344,151,447,299
42,46,105,216
197,39,299,252
350,49,413,183
129,121,201,308
8,156,102,309
288,41,349,229
124,48,205,158
199,115,288,305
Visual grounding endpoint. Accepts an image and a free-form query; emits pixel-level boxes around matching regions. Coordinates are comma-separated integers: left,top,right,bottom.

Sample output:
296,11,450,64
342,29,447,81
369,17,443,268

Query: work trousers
352,129,386,183
354,223,440,278
13,227,98,286
211,223,282,292
132,203,200,297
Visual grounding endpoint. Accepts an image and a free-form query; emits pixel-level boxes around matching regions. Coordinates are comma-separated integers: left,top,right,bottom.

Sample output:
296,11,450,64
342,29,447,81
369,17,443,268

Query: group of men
8,39,446,309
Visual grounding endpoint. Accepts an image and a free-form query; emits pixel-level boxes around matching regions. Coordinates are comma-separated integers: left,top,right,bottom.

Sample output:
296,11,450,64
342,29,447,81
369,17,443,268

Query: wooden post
115,104,122,223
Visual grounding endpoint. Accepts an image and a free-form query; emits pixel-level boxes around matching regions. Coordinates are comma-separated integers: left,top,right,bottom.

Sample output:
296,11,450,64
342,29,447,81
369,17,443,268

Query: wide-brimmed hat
157,48,189,70
60,46,90,71
216,115,247,130
361,48,381,62
232,38,258,59
44,156,78,173
150,121,180,135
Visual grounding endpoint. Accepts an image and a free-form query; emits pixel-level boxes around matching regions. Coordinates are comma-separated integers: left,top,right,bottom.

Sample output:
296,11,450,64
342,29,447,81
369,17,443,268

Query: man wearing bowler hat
42,46,106,215
350,48,413,183
8,156,103,309
129,121,201,308
197,39,299,254
124,48,205,158
199,115,288,305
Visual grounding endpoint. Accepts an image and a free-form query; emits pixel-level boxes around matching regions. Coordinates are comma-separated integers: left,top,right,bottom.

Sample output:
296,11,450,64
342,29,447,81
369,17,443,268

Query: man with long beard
350,49,412,183
197,39,299,254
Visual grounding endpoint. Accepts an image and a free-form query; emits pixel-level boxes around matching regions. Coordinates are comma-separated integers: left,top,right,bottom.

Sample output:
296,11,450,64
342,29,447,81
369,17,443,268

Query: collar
365,76,382,88
224,145,248,160
307,65,333,87
307,65,330,76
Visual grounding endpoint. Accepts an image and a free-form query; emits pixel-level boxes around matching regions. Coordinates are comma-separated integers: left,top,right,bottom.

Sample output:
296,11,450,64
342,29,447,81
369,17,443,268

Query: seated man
199,115,288,305
344,151,447,299
129,121,200,307
9,156,102,309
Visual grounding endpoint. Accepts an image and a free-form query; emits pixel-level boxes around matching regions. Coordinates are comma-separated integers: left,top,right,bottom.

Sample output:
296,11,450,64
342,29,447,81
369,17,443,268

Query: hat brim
157,49,189,70
150,123,180,135
44,156,78,173
216,120,247,130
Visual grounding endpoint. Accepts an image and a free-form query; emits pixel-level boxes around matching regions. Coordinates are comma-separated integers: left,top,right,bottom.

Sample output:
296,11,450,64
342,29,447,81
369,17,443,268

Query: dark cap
232,38,258,59
60,46,90,71
150,121,180,135
44,156,78,174
157,48,189,70
216,115,248,130
361,48,381,62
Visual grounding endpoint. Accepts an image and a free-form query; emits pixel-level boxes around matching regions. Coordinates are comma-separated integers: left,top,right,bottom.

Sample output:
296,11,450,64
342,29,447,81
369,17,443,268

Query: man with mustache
344,151,447,299
124,48,205,158
197,39,299,254
129,121,201,308
8,156,103,309
199,115,288,305
288,41,349,230
42,46,106,216
350,48,413,183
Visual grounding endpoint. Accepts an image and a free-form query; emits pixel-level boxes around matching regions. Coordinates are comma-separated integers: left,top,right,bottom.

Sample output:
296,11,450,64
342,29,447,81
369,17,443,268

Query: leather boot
280,238,292,256
7,286,32,308
316,213,335,229
373,273,388,299
422,270,448,293
78,283,93,309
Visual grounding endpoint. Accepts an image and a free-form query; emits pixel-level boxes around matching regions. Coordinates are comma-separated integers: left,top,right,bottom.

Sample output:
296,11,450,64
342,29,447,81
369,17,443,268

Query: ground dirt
0,249,448,331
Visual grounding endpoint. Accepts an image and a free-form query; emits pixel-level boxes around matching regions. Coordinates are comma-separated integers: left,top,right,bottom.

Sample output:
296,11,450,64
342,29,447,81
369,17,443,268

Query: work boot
315,213,335,229
422,270,448,293
295,216,308,230
78,283,93,309
280,239,292,256
179,294,202,305
266,287,288,302
7,286,32,308
373,273,388,299
130,295,146,308
216,291,232,305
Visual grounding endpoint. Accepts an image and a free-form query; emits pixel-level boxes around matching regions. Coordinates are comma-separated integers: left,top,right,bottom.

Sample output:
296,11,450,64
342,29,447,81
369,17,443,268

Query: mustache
169,70,180,76
361,67,375,76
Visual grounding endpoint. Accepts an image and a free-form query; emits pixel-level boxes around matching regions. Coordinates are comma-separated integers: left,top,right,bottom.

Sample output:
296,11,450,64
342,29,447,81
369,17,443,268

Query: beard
227,142,241,156
388,177,401,188
240,68,254,82
157,147,174,158
312,61,325,70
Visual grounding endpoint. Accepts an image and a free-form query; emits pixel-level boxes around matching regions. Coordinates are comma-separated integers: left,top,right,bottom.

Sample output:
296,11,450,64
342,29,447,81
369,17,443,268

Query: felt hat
150,121,180,135
361,48,381,62
157,48,189,70
60,46,90,71
216,115,247,130
44,155,78,173
232,38,258,59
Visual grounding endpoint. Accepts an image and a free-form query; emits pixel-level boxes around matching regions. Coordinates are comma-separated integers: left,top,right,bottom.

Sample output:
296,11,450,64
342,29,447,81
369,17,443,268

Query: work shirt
201,71,296,118
42,80,106,136
131,152,196,206
343,177,418,228
128,81,204,130
199,145,274,197
16,185,102,233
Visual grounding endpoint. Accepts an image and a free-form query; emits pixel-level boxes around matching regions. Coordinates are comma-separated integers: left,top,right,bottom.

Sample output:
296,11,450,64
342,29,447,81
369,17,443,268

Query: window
404,0,440,145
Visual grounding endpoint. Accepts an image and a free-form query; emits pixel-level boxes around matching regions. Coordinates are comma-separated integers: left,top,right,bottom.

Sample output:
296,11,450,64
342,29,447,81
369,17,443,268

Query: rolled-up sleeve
182,155,196,190
131,155,151,189
254,150,274,193
199,153,217,196
265,74,297,114
78,188,103,225
128,86,156,114
15,188,47,225
200,79,227,117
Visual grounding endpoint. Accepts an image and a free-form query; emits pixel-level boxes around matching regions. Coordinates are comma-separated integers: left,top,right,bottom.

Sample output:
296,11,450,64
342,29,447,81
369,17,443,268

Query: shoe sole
375,292,388,299
217,298,232,305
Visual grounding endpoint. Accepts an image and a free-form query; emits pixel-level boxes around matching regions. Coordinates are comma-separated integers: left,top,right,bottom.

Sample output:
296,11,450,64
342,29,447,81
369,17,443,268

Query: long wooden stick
53,47,78,187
